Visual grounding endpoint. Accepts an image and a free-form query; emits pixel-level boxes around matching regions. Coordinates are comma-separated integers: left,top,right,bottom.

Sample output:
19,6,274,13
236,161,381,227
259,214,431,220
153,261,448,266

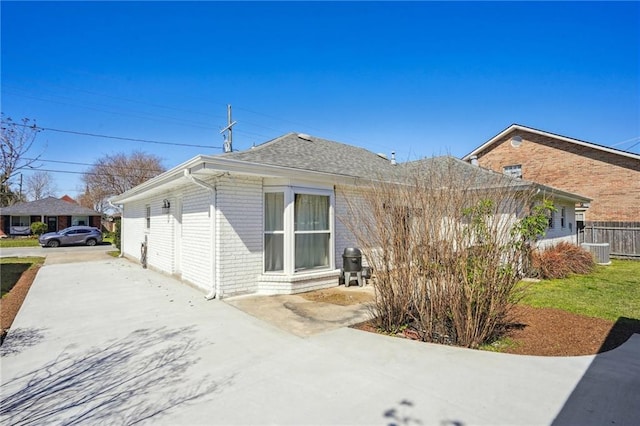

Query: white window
503,164,522,179
263,187,333,274
72,216,89,226
548,210,555,229
561,207,566,228
145,205,151,229
11,216,30,226
294,194,330,271
264,192,284,272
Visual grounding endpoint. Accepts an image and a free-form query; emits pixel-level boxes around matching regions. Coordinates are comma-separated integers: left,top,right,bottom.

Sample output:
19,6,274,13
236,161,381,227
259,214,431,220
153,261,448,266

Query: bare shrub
339,157,544,348
532,242,595,279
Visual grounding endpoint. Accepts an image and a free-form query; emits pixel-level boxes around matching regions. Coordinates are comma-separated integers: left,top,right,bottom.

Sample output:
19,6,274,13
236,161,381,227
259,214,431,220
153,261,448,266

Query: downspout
184,169,218,300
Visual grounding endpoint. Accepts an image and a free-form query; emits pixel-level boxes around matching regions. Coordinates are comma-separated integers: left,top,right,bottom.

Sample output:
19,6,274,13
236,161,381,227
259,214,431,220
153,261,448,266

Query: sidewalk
1,258,638,425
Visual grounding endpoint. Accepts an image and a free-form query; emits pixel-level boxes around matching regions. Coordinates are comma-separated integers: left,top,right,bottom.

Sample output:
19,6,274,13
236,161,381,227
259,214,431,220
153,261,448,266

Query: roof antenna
220,104,237,153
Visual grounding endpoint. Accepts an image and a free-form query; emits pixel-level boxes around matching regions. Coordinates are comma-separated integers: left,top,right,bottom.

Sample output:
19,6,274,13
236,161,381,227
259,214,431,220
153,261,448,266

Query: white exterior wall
215,175,263,297
334,186,362,269
178,182,214,292
121,201,146,264
120,183,215,293
121,197,174,272
538,200,580,249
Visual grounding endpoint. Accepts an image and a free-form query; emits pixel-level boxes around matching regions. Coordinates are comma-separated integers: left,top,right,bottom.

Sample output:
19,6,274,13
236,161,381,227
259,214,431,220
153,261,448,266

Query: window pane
265,193,284,231
295,233,329,270
265,234,284,272
295,194,329,231
72,216,88,226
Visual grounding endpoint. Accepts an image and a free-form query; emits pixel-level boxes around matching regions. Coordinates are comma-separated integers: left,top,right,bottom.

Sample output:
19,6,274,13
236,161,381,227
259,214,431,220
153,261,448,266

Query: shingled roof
0,196,101,216
112,131,591,205
220,132,399,180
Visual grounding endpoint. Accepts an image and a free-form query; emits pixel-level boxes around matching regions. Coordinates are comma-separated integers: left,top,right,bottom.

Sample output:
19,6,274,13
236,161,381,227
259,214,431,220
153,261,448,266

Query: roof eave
110,156,368,204
462,124,640,161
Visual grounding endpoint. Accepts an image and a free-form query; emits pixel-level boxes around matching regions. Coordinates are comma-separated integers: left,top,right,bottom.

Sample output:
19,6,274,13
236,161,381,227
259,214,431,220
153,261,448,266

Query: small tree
340,156,541,348
80,151,165,214
25,171,57,200
30,221,48,236
511,199,556,276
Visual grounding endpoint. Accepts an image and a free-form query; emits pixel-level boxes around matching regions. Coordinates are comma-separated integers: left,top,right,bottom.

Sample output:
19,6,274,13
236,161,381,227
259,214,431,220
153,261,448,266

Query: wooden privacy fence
579,222,640,258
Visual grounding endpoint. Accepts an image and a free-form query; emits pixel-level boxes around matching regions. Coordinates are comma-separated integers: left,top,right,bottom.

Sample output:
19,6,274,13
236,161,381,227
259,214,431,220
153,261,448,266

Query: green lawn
1,257,45,297
521,259,640,321
0,238,41,248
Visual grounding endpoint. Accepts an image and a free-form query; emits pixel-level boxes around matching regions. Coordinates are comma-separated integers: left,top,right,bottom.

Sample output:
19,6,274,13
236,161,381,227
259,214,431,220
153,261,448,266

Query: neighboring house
461,124,640,226
0,196,102,235
111,132,589,299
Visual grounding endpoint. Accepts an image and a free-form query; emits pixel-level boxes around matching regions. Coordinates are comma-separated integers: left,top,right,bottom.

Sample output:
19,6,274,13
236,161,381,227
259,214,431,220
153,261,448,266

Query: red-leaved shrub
532,242,595,279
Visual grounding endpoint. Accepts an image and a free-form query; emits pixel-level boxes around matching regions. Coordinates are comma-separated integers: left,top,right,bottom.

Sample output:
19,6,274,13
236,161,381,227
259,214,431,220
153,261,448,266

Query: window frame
293,192,331,272
264,190,285,273
11,215,30,227
145,205,151,230
503,164,523,179
263,185,334,275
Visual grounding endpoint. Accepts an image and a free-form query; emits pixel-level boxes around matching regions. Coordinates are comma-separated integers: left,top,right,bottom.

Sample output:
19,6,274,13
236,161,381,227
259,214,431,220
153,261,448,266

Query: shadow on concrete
552,317,640,425
0,327,47,357
383,399,424,426
0,326,232,425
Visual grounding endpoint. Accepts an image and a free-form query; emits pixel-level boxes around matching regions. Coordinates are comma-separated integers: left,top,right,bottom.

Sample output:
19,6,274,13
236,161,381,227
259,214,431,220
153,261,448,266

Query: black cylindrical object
342,247,362,272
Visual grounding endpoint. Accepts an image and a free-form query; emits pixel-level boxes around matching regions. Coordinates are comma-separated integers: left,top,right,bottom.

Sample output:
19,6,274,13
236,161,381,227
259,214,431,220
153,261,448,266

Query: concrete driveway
1,258,638,425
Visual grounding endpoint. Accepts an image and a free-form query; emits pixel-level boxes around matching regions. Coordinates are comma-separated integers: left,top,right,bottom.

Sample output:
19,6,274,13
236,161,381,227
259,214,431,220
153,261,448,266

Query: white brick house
111,133,590,299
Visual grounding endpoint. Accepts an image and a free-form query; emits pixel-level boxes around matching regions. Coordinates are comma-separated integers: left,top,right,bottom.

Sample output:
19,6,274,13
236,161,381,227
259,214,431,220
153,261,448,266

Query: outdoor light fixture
162,199,171,213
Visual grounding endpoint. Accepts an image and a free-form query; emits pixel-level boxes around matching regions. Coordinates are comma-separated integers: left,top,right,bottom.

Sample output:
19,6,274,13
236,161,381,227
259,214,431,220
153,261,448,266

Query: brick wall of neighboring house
0,215,7,235
90,216,101,228
58,216,70,229
475,129,640,223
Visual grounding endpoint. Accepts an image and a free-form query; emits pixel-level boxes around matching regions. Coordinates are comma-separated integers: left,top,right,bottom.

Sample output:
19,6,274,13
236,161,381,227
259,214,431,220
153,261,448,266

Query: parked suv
39,226,103,248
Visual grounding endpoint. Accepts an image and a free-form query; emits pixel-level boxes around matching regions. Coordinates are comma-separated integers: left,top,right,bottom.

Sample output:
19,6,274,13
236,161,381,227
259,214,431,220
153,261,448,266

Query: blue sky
2,1,639,198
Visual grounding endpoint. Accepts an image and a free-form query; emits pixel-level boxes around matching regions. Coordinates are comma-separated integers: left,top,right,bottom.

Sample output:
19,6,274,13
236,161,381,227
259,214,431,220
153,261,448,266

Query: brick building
0,196,102,235
462,124,640,225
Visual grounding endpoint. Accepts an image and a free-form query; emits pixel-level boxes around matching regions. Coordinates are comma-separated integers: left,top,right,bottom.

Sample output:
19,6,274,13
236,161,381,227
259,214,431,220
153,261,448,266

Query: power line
8,122,223,149
21,158,172,175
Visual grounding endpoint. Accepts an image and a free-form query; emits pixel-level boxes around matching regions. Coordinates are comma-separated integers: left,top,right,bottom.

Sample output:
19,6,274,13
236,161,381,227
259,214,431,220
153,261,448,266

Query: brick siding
475,129,640,222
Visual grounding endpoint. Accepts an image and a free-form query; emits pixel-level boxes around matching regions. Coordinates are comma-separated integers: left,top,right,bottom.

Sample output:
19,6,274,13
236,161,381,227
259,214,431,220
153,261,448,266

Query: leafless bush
339,157,540,348
532,241,595,279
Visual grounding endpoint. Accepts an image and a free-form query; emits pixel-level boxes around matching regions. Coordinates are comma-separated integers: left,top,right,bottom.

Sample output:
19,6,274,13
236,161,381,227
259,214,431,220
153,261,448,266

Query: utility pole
220,104,237,153
19,173,23,200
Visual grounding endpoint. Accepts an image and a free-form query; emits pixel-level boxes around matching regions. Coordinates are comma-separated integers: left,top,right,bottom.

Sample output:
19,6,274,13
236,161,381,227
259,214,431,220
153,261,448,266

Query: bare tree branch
1,114,42,186
80,151,165,213
25,171,58,201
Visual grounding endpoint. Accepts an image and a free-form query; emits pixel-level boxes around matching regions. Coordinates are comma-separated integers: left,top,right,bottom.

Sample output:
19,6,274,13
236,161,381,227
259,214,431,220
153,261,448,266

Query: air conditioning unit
581,243,611,265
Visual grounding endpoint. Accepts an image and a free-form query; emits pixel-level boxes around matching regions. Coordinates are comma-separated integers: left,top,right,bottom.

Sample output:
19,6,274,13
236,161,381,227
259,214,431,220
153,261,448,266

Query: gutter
184,169,218,300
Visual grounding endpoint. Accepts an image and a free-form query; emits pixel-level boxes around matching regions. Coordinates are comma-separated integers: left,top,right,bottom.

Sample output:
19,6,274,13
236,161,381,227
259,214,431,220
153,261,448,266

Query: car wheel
86,238,97,246
48,240,60,248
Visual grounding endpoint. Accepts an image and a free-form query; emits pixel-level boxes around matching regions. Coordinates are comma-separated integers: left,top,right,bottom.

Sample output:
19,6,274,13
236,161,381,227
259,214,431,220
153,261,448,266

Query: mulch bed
351,304,640,356
0,264,42,345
